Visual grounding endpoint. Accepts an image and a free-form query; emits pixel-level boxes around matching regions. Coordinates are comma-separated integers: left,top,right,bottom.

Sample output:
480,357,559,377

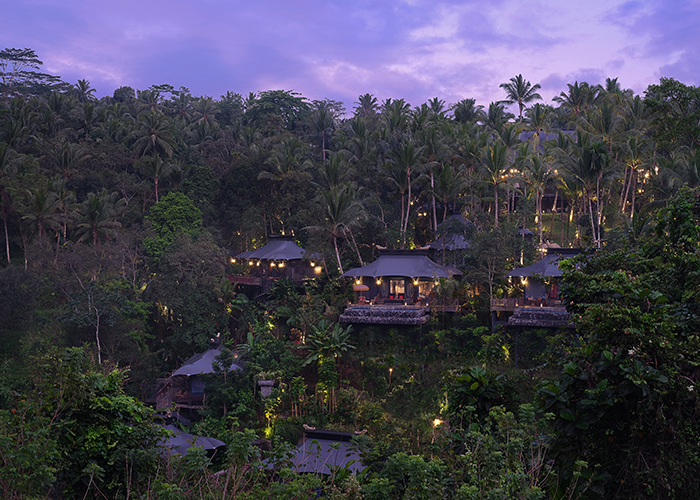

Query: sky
3,0,700,115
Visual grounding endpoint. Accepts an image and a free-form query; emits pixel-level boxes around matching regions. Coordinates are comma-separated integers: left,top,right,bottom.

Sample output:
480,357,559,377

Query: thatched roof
172,346,243,377
507,254,564,278
237,235,307,261
342,249,461,279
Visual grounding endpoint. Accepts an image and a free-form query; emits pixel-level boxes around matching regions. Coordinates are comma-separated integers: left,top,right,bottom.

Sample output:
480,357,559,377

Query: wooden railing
490,297,565,311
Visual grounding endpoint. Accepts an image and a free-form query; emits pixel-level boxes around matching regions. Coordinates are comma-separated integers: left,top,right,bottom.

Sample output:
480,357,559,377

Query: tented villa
339,249,461,325
230,235,321,293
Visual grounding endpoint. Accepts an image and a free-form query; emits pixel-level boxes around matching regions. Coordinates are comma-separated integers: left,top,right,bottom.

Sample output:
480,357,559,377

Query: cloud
1,0,698,112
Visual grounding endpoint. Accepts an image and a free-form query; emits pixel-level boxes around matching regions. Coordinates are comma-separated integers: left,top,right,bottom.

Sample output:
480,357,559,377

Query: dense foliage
2,48,700,498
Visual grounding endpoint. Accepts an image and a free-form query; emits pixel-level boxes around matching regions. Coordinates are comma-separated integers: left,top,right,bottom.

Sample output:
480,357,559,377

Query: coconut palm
479,143,510,227
138,154,176,203
484,102,514,131
0,142,17,263
431,163,468,223
553,81,602,119
524,103,553,139
312,102,336,160
258,137,312,182
133,110,175,159
306,184,365,274
74,190,125,245
451,98,484,124
521,152,557,243
22,185,59,239
192,97,218,125
553,134,613,247
74,101,101,139
619,136,650,217
315,150,354,191
354,93,379,118
499,74,543,121
74,79,96,102
387,140,425,247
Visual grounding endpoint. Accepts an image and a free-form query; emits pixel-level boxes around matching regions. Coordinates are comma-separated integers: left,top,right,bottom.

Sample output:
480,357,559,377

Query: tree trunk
430,169,438,232
403,171,412,248
333,234,343,275
494,183,499,228
3,215,9,264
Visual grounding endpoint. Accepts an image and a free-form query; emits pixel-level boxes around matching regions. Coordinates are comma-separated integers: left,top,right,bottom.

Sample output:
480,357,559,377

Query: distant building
154,345,243,410
230,235,321,295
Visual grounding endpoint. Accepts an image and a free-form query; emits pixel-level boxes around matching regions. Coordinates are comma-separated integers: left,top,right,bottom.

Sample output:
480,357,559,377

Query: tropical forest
1,47,700,499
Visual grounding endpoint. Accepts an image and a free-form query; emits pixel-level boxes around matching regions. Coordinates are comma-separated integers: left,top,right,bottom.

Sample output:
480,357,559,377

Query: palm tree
315,151,354,191
431,163,468,223
74,101,101,139
306,185,365,274
22,185,59,239
74,190,125,245
354,93,379,118
499,74,543,121
619,136,649,217
383,98,411,136
387,140,424,247
553,134,613,247
484,102,514,131
74,79,96,102
312,102,336,160
524,103,553,139
53,142,84,179
133,110,175,159
258,137,311,182
0,142,16,263
479,143,510,227
553,81,602,119
138,154,175,203
192,97,218,125
418,125,449,231
521,152,557,244
451,98,484,124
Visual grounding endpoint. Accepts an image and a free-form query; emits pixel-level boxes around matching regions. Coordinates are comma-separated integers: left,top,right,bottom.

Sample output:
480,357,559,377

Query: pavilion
231,235,321,293
339,249,461,325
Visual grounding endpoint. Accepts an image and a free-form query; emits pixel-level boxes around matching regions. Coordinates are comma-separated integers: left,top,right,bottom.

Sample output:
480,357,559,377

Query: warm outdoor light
310,261,315,267
376,278,381,285
231,258,235,263
433,418,442,428
249,260,254,266
278,261,285,268
256,261,260,266
270,262,275,267
314,266,323,274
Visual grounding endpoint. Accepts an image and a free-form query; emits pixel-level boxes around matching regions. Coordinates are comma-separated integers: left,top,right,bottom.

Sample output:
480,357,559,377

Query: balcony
490,298,572,329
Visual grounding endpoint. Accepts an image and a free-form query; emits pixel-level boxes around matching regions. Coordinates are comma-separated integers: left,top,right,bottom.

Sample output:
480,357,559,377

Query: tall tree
387,140,424,247
133,110,175,159
306,185,365,274
499,74,542,121
480,143,509,227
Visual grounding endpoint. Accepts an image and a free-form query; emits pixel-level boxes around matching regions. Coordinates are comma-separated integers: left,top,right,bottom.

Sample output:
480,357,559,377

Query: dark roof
292,434,365,474
237,236,307,261
507,254,565,278
172,346,243,377
160,425,226,455
342,249,461,278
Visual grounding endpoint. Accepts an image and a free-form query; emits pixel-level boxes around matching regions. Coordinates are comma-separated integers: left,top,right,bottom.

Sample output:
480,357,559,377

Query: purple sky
4,0,699,114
